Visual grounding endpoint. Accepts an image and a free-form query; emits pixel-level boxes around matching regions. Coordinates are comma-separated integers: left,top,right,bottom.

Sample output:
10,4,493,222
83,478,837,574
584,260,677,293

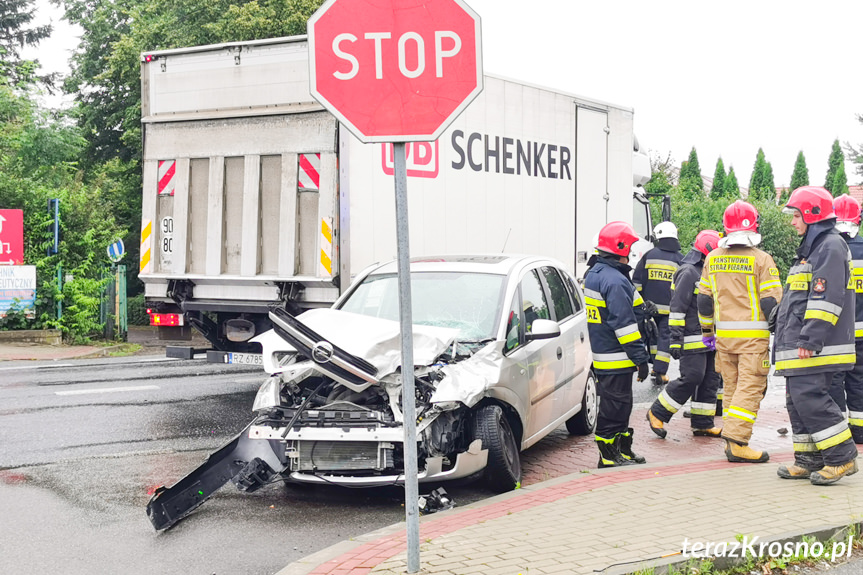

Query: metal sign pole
393,142,420,573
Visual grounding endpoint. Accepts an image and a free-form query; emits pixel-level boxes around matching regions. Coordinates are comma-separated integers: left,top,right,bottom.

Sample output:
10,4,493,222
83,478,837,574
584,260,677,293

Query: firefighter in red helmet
774,187,858,484
832,194,863,444
584,221,651,467
697,200,783,463
647,230,723,438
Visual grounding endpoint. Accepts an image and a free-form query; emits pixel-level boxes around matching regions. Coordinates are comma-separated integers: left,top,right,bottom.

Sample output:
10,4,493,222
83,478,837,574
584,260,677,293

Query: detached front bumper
249,425,488,486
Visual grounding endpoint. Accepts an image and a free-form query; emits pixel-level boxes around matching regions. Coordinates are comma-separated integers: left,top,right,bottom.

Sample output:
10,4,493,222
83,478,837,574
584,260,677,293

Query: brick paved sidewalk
279,445,863,575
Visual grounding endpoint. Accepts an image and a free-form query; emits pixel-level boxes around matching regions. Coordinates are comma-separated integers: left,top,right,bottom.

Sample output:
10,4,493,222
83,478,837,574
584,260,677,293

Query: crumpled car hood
258,308,460,378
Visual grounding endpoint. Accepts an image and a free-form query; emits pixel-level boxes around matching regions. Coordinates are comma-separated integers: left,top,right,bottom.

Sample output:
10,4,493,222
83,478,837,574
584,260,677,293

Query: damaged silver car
147,255,597,530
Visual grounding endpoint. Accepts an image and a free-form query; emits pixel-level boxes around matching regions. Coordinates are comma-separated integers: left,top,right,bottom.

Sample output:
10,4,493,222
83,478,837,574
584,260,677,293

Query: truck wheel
566,370,598,435
473,404,521,493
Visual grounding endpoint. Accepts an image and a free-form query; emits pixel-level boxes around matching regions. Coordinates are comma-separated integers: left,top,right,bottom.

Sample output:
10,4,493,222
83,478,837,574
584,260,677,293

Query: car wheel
566,370,598,435
473,404,522,493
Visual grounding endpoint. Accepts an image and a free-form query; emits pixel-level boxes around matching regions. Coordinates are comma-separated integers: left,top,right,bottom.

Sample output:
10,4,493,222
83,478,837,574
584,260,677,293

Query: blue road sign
107,239,125,263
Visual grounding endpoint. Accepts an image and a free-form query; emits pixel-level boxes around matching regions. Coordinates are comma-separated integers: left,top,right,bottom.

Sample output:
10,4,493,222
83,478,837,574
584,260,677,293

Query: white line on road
55,385,161,396
0,363,75,371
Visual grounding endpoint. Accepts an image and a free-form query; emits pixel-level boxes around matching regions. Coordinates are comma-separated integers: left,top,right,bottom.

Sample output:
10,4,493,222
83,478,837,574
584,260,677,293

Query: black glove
670,346,682,360
636,363,650,382
642,299,658,318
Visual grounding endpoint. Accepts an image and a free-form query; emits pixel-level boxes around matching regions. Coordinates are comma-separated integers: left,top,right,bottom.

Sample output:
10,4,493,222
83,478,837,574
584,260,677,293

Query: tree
0,0,51,86
762,161,776,201
749,148,766,192
710,157,726,197
788,151,809,200
678,147,703,194
748,148,778,201
825,139,844,195
833,160,849,197
725,166,740,197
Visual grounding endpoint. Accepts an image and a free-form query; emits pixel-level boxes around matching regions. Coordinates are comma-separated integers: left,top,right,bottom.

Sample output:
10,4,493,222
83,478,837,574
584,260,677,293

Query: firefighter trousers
787,372,858,466
650,351,721,429
651,315,671,375
829,340,863,443
716,350,769,445
595,372,634,440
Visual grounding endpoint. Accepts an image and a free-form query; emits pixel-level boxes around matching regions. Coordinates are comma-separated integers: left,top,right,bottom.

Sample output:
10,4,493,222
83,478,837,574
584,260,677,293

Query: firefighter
647,229,723,438
584,221,651,467
697,200,783,463
633,222,683,384
831,194,863,444
774,187,859,484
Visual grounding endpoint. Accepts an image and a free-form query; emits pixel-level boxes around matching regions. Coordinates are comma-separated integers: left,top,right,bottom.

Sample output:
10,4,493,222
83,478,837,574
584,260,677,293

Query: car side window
520,270,550,335
563,271,583,312
542,266,575,321
504,290,522,354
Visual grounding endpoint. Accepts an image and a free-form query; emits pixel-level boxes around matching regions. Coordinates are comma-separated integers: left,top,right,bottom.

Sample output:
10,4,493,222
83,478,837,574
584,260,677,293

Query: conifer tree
749,148,767,199
0,0,51,85
825,139,844,194
725,167,740,197
711,157,726,197
789,151,809,192
685,147,703,192
763,162,776,201
833,161,849,197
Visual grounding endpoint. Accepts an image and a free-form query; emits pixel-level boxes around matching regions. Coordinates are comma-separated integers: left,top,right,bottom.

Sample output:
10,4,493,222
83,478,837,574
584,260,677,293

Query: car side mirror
526,319,560,341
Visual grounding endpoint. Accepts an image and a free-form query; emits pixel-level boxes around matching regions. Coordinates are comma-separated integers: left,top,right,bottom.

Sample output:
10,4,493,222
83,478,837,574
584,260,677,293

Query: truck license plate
227,353,263,365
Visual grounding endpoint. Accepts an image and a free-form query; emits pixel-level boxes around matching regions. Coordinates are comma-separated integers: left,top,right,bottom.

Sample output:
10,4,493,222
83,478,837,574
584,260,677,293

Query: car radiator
291,441,395,471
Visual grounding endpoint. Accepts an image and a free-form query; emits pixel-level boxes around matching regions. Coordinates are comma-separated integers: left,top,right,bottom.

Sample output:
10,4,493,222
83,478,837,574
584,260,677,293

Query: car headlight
252,376,282,412
433,401,462,412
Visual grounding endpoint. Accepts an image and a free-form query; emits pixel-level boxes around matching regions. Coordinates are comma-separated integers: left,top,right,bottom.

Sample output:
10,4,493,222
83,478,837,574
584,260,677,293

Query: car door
501,267,561,444
539,265,586,422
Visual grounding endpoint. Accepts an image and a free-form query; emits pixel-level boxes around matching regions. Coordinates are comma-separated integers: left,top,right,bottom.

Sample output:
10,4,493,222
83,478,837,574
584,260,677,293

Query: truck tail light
149,312,184,327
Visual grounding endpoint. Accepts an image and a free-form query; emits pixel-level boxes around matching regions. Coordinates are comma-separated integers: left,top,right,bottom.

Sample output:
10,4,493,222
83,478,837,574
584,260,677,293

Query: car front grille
291,441,395,472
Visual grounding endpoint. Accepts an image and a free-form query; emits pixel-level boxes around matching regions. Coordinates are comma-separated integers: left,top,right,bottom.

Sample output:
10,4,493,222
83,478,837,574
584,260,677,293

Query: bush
127,294,150,326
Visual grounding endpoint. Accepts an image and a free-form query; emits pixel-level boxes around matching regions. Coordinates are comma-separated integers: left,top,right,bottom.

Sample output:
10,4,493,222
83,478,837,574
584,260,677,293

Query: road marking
0,363,75,371
55,385,160,396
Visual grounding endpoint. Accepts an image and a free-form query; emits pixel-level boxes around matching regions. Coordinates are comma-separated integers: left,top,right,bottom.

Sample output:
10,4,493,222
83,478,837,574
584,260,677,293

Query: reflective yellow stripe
699,277,710,289
803,309,839,325
683,341,708,350
787,273,813,283
699,314,714,326
646,264,677,272
855,330,863,338
793,442,819,452
654,355,670,363
633,293,644,306
715,329,770,338
815,428,853,450
759,280,782,291
669,318,685,326
727,406,756,423
849,418,863,427
584,296,606,307
594,359,636,370
775,353,857,370
669,343,682,349
690,407,715,416
747,276,759,322
618,331,641,344
595,435,615,444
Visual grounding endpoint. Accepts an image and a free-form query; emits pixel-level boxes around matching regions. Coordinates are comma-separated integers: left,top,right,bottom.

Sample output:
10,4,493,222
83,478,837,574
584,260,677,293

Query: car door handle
556,347,563,360
580,332,585,343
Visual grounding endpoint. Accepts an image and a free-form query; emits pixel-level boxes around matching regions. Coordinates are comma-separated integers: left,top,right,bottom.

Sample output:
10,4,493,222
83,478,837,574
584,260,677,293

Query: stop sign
308,0,483,143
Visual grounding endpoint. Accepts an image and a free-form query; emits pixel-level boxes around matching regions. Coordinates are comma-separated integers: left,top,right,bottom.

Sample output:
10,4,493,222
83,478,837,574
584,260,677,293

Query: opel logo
311,341,334,364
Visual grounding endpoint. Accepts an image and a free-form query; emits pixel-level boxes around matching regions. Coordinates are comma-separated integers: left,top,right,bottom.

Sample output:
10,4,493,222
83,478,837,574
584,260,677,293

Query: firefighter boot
777,464,812,480
725,440,769,463
692,427,723,438
810,460,859,485
596,435,636,468
646,410,667,439
619,428,647,464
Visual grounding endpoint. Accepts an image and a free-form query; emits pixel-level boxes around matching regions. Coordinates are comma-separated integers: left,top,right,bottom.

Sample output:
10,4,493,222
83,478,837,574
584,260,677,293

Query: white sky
26,0,863,188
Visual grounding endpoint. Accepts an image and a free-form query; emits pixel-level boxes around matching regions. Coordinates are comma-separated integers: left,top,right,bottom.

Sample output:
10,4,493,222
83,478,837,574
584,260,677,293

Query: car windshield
339,272,506,341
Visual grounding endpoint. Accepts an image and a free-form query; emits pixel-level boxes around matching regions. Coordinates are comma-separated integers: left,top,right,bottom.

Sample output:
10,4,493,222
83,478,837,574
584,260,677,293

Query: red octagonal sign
308,0,483,143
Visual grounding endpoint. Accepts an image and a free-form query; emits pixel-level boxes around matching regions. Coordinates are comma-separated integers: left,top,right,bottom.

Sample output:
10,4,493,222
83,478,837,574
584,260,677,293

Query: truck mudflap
146,421,285,531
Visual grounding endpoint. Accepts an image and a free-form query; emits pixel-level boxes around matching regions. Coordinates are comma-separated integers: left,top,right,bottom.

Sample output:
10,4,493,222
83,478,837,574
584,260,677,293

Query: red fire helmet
596,221,640,257
834,194,861,224
694,230,722,256
784,186,835,224
723,200,759,234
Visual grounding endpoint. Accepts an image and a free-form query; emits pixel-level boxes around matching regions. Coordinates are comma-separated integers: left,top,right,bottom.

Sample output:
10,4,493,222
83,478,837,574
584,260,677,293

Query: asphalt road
0,355,501,575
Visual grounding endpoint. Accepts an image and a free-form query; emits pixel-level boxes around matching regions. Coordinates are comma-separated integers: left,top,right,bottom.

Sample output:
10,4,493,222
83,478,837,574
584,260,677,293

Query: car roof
365,254,561,276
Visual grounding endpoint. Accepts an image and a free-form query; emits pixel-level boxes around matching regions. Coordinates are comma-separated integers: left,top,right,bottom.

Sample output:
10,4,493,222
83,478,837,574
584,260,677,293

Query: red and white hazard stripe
298,154,321,190
158,160,176,196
